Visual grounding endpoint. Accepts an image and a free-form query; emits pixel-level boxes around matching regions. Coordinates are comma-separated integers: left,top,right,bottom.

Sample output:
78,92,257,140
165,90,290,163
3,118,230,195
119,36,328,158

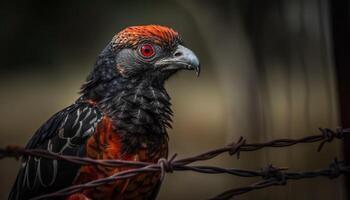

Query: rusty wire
0,127,348,200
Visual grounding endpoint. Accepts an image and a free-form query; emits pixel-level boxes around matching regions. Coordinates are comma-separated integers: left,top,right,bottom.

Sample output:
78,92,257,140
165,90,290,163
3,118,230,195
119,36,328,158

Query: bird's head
81,25,200,100
111,25,200,79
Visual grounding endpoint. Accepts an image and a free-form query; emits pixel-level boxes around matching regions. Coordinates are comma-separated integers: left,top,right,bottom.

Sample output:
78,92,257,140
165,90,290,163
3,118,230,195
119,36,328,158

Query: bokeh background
0,0,349,199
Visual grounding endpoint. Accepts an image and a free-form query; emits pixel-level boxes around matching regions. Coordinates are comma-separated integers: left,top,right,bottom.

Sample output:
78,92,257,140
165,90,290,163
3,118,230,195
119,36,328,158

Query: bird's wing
8,102,102,200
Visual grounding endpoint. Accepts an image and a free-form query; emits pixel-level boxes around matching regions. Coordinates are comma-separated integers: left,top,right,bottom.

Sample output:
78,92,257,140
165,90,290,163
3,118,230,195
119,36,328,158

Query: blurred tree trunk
330,0,350,198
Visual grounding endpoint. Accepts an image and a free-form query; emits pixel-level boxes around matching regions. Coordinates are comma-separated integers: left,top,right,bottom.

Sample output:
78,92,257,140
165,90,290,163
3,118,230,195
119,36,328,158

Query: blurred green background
0,0,346,199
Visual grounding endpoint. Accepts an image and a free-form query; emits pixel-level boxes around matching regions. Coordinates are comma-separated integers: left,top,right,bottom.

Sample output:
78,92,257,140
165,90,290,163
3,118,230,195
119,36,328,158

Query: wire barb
317,128,345,151
228,136,246,158
158,154,176,181
328,158,341,179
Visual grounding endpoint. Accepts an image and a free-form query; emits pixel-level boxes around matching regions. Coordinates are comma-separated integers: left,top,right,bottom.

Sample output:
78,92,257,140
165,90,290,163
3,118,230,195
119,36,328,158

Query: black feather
9,102,102,200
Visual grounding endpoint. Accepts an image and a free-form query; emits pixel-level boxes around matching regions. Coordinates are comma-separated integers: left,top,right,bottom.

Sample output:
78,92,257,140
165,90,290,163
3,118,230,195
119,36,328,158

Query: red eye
140,44,154,58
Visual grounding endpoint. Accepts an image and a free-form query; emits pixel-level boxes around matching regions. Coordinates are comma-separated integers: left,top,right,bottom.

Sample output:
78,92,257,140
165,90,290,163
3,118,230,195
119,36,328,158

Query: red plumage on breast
67,116,168,200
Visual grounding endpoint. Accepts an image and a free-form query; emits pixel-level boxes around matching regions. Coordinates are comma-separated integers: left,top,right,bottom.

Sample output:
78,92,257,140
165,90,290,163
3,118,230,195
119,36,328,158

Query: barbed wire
210,158,349,200
0,127,348,200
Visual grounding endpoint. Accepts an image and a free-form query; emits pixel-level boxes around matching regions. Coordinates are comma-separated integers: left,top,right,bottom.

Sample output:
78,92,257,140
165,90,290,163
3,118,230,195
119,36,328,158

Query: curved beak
155,45,201,77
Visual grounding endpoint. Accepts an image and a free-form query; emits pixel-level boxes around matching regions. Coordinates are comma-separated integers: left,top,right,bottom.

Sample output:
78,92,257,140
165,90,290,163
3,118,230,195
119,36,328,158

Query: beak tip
156,45,201,77
196,64,201,77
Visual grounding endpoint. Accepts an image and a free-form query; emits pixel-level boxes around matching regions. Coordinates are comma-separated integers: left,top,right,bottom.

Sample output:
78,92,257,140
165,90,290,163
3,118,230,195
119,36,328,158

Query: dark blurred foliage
0,0,205,73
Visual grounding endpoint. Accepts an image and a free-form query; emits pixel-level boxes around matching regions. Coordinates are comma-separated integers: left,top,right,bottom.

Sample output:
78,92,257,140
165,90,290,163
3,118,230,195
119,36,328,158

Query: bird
8,25,200,200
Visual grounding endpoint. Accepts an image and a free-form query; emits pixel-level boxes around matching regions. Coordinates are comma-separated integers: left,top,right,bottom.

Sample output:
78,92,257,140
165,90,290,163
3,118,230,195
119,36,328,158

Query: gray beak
155,45,201,77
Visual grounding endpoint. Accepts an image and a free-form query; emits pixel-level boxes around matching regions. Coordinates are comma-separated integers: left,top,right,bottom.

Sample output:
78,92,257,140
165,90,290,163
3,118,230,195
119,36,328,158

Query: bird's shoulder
26,100,103,150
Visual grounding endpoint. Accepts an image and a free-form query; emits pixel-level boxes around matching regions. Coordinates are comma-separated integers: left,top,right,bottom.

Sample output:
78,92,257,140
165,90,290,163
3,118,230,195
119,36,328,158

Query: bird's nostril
174,51,182,57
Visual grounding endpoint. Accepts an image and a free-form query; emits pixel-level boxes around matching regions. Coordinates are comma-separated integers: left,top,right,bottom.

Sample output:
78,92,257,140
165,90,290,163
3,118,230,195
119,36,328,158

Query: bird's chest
71,117,168,200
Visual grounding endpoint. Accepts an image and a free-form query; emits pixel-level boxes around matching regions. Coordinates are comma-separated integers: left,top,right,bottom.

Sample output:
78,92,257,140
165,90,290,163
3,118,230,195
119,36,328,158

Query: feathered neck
80,76,172,153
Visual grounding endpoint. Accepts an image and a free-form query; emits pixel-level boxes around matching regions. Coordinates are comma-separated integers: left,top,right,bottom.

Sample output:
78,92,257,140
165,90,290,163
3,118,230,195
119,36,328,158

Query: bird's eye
139,44,154,58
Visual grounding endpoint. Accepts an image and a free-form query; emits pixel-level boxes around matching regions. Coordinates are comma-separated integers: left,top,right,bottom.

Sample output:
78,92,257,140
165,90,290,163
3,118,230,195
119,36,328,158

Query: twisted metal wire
210,159,348,200
0,127,348,200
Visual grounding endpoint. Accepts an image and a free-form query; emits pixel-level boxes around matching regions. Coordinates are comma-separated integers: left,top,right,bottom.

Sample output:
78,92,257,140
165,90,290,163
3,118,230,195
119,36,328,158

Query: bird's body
68,108,168,200
9,25,199,200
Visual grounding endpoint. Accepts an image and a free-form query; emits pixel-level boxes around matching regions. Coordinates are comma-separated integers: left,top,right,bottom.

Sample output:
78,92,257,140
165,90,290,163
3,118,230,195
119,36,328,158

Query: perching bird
9,25,200,200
